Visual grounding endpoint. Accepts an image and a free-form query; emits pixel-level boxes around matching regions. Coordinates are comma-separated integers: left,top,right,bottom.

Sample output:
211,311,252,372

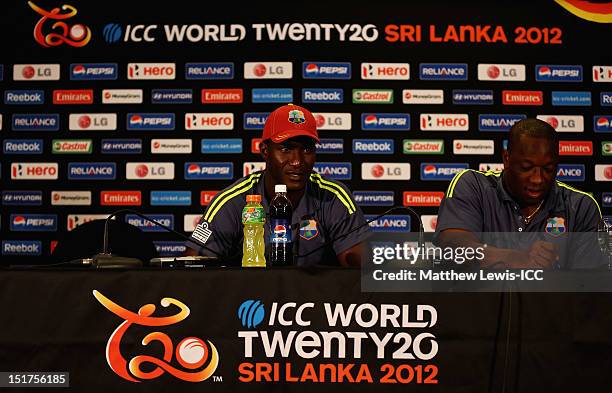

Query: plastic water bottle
270,184,293,266
242,194,266,267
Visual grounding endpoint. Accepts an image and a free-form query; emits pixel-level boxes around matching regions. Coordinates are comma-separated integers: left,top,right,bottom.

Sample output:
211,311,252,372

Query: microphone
94,209,222,268
295,206,426,263
597,218,612,270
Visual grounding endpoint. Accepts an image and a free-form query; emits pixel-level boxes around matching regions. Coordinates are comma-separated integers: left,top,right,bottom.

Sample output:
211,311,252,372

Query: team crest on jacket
545,217,566,237
299,219,318,240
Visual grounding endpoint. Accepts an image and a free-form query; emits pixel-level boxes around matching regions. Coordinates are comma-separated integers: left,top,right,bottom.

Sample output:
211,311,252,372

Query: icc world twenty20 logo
93,290,219,383
28,1,91,47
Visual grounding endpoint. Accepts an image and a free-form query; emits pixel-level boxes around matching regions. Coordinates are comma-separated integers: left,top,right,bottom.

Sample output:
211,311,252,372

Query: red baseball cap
261,104,320,143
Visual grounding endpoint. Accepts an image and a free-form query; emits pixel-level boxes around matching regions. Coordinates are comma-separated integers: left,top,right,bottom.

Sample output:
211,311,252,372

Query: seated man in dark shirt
434,118,603,269
186,104,369,267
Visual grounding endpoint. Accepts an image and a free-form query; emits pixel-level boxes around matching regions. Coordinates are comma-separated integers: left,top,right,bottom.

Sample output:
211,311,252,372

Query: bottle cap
246,194,262,203
275,184,287,193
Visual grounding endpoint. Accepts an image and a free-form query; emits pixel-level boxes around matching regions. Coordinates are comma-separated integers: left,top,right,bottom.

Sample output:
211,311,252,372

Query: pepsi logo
364,115,378,126
274,225,287,237
305,63,318,74
129,115,143,125
73,65,86,75
187,164,200,175
597,117,610,128
13,216,26,225
424,165,437,175
538,66,551,77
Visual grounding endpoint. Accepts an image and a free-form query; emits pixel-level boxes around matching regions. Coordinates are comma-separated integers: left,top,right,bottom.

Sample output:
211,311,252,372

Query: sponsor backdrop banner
2,269,612,392
0,1,611,262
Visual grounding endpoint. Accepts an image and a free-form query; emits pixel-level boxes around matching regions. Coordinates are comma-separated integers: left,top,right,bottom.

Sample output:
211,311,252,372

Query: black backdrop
1,1,611,263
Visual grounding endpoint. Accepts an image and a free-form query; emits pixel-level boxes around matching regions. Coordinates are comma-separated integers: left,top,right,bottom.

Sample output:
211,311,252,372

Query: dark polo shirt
188,171,369,266
435,169,604,268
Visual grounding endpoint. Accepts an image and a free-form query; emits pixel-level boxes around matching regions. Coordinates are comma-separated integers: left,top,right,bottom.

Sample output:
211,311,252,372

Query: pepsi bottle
270,184,293,266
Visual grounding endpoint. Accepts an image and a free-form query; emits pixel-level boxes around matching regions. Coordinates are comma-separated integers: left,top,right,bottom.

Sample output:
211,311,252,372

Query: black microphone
295,206,426,263
94,209,222,268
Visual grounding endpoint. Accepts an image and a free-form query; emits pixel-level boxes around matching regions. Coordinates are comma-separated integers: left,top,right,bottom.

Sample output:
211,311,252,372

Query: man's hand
524,240,559,268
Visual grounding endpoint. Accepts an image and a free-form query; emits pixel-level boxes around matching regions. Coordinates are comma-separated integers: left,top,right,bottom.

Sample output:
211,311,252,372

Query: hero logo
185,163,233,179
478,64,526,81
67,214,114,231
313,113,351,130
421,163,469,181
68,163,116,180
185,113,234,130
595,165,612,181
11,163,58,180
537,115,584,132
478,114,526,131
352,139,394,154
313,163,351,180
185,63,234,80
243,113,269,130
419,63,467,80
361,63,409,80
402,89,444,104
69,114,117,130
70,63,118,80
10,214,57,232
303,62,351,79
420,114,469,131
13,64,60,81
243,162,266,176
593,66,612,82
479,163,504,172
352,191,394,206
366,215,410,232
126,163,175,180
556,164,585,182
127,63,175,80
3,139,43,154
558,141,593,156
361,114,410,130
594,116,612,133
502,91,543,105
244,62,292,79
361,163,410,180
403,191,444,207
2,240,41,256
302,88,343,104
126,214,174,232
535,65,582,82
127,113,175,130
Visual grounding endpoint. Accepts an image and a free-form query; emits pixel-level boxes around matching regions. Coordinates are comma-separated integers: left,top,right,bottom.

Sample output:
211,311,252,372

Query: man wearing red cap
187,104,369,267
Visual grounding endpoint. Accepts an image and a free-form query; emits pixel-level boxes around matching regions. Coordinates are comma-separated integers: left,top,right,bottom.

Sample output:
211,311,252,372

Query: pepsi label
271,219,292,243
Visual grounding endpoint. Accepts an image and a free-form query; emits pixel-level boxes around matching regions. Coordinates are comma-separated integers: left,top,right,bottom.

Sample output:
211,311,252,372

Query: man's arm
337,242,365,267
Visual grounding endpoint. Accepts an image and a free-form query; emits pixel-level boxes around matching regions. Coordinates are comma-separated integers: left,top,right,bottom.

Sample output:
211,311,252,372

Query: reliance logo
556,164,585,182
313,163,352,180
243,113,269,130
478,114,526,131
419,63,467,80
12,114,59,131
126,214,174,232
185,63,234,80
366,215,411,232
68,163,116,180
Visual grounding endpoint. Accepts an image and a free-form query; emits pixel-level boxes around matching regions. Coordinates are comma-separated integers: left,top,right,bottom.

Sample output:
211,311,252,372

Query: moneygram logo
13,64,60,81
69,113,117,130
478,64,525,81
420,163,469,181
313,113,351,130
244,62,292,79
128,63,175,80
403,140,443,156
361,163,410,180
51,191,91,206
103,89,143,104
185,113,234,130
402,89,444,104
352,89,393,104
453,140,494,155
403,191,444,207
313,163,351,180
93,290,219,382
420,114,468,131
28,2,91,47
151,139,193,154
537,115,584,132
126,163,175,180
185,163,233,180
361,63,409,80
558,141,593,156
361,114,410,130
303,62,351,79
535,65,582,82
71,63,118,80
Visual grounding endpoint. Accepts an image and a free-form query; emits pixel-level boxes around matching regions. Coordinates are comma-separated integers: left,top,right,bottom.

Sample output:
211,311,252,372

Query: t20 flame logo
92,290,219,383
28,1,91,47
